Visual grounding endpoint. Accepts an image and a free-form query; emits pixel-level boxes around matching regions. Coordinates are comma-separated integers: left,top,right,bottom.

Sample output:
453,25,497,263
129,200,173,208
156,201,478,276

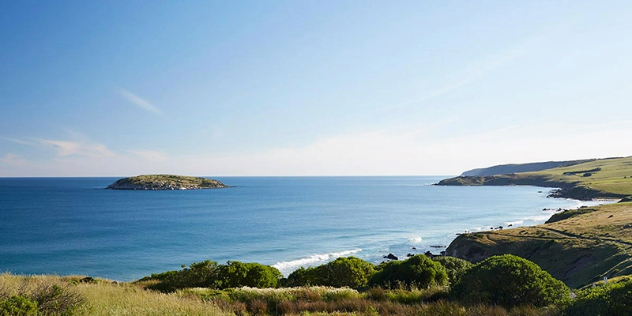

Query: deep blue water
0,176,595,281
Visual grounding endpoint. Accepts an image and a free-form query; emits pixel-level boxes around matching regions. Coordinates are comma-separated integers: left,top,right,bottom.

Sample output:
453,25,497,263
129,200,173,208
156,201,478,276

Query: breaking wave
273,249,362,275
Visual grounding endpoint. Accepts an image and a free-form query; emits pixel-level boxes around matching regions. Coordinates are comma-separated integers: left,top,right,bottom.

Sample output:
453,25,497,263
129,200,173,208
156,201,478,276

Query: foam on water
273,249,362,276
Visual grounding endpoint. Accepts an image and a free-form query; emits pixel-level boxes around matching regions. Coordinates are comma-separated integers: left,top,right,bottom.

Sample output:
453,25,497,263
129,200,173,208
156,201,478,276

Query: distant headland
106,174,228,190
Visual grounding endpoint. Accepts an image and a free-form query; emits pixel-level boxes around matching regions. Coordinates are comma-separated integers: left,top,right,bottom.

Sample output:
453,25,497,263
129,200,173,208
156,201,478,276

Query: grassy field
529,157,632,196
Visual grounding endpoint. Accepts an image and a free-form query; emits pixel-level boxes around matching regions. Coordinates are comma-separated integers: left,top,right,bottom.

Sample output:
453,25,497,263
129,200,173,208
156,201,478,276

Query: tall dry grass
0,273,230,316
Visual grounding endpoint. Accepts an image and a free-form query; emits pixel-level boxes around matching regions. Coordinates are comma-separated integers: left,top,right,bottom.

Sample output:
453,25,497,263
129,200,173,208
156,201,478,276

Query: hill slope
446,202,632,288
442,156,632,288
461,159,593,176
438,156,632,200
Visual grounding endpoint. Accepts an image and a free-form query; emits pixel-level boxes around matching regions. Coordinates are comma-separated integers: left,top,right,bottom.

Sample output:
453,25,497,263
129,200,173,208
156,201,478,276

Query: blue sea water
0,176,600,281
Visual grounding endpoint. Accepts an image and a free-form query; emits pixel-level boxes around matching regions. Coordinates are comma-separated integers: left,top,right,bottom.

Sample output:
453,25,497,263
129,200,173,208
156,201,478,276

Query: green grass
447,202,632,288
439,156,632,199
528,157,632,196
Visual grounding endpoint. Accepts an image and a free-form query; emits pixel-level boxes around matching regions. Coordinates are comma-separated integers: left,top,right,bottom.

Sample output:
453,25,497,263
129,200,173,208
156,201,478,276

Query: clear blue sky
2,0,632,176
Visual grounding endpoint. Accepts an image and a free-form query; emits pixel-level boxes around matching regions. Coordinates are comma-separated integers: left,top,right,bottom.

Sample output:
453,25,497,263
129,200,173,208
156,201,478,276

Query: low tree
450,254,570,308
141,260,220,292
432,256,472,285
316,257,375,289
217,261,282,289
369,255,448,289
285,257,375,289
140,260,281,291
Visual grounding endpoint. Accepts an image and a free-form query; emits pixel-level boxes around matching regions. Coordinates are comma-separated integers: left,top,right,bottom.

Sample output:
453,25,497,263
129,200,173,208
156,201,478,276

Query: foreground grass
1,274,566,315
175,286,563,316
0,274,230,315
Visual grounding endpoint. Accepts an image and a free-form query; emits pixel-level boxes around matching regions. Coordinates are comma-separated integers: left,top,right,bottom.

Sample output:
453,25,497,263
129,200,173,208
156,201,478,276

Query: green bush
432,256,472,285
0,295,38,316
450,254,569,308
565,279,632,316
0,283,83,316
283,267,311,287
285,257,375,289
141,259,281,291
217,261,282,289
369,255,448,289
143,260,220,291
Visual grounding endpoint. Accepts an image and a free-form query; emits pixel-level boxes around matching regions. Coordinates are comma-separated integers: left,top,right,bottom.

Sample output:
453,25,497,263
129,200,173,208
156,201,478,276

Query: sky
2,0,632,177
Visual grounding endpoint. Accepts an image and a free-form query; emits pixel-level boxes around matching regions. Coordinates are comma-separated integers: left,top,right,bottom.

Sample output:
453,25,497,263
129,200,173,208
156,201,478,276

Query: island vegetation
106,174,227,190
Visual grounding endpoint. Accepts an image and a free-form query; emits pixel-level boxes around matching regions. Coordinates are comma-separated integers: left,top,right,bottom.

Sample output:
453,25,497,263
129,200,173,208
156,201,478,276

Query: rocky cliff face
106,175,227,190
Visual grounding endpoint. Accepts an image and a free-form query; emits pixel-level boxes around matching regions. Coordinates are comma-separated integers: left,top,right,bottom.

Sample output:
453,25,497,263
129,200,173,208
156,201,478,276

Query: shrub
0,295,38,316
369,255,448,289
143,260,220,291
32,283,84,315
433,256,472,285
285,257,375,289
450,254,569,308
283,267,311,287
140,260,281,291
217,261,282,289
313,257,375,289
565,279,632,316
0,282,84,316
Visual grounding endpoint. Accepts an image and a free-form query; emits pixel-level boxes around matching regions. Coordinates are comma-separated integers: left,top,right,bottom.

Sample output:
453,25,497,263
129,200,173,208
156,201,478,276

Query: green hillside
443,156,632,288
438,156,632,200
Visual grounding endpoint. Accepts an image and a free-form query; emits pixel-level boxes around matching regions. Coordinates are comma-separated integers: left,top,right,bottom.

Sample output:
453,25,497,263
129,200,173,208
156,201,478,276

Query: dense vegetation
368,255,448,289
138,260,282,292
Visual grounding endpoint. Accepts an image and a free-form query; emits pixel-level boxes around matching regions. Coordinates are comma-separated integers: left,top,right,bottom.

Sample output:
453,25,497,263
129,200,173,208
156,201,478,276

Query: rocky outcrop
106,175,227,190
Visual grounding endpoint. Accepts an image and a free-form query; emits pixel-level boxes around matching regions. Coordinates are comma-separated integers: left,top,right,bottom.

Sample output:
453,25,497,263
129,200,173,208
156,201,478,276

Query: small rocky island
106,174,228,190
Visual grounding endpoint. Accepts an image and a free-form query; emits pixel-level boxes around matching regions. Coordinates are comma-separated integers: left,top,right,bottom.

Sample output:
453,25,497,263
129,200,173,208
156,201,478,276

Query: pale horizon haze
2,1,632,177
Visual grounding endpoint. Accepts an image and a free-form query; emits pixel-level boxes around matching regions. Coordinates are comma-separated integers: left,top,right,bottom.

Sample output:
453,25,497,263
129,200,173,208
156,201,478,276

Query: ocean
0,176,602,281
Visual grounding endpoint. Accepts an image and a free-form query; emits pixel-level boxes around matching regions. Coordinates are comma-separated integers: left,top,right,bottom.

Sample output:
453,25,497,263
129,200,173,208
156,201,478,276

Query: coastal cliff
442,156,632,288
106,174,227,190
445,202,632,288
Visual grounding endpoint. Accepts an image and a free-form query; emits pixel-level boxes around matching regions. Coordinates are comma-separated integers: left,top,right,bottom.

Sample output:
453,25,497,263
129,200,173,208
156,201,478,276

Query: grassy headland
437,156,632,200
443,156,632,288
